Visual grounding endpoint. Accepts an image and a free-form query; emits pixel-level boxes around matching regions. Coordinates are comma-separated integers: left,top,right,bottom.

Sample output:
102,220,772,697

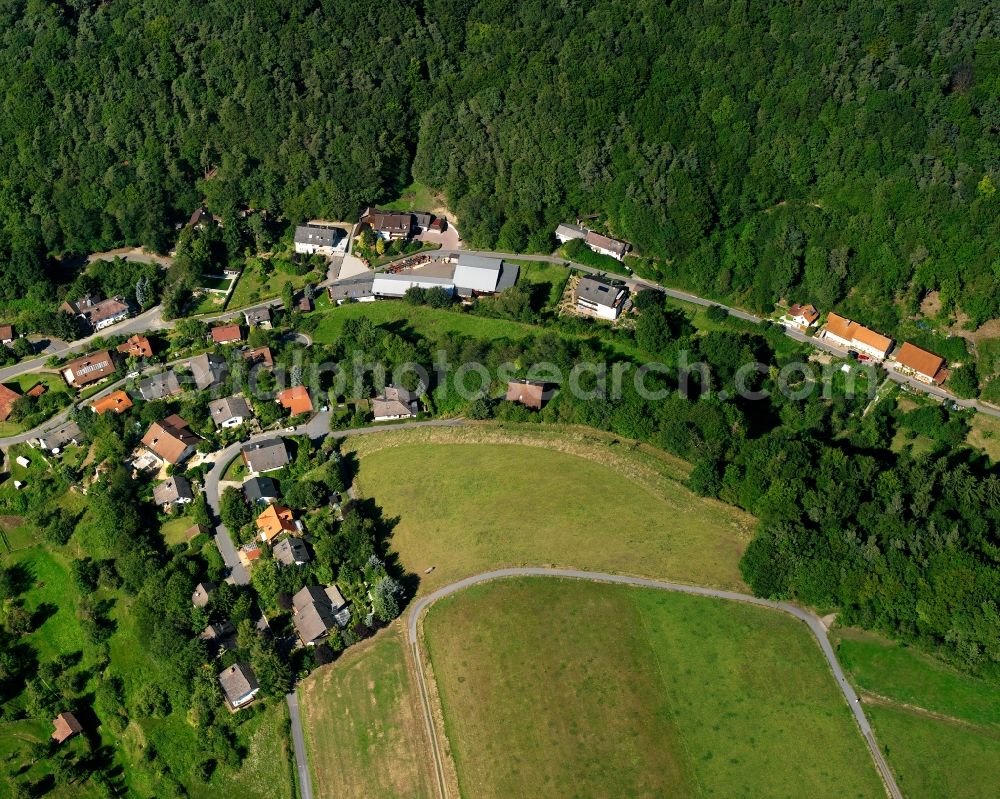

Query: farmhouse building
822,313,893,360
372,385,418,421
51,712,83,744
138,370,183,401
893,342,947,384
294,223,345,256
218,663,260,710
141,415,201,465
574,276,629,320
92,390,133,414
62,350,116,388
209,395,252,428
291,584,350,645
242,438,290,473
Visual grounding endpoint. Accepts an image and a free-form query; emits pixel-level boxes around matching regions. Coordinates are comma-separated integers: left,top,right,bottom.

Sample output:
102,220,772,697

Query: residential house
117,334,154,359
243,476,279,505
188,206,214,229
555,222,588,244
192,581,216,608
291,584,351,645
188,353,229,390
894,342,947,384
241,438,290,473
0,384,20,422
574,276,629,321
138,370,183,401
141,415,201,465
209,395,252,428
199,620,236,659
412,212,434,232
297,292,314,312
506,379,549,410
372,385,418,421
243,346,274,369
452,253,519,296
257,503,298,544
278,385,313,415
274,537,311,567
238,542,263,568
92,390,133,415
211,324,243,344
62,295,131,331
36,421,81,454
361,207,413,241
51,712,83,744
244,307,272,329
328,274,375,303
153,475,194,508
584,230,629,260
294,223,344,256
0,324,15,343
218,663,260,710
786,303,820,329
62,350,116,388
822,313,893,360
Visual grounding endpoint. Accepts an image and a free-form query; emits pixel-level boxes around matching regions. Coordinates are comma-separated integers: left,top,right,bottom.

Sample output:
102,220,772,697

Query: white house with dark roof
372,386,418,421
574,276,629,320
209,396,252,428
218,663,260,709
294,223,345,256
153,475,194,508
555,223,588,243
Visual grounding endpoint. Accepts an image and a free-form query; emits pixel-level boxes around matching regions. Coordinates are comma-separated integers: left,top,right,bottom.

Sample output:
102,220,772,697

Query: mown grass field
298,627,435,799
966,412,1000,463
835,627,1000,798
424,578,885,799
349,425,754,593
227,260,321,310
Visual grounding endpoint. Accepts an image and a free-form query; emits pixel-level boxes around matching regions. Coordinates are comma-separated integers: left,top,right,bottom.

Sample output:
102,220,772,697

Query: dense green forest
2,0,999,333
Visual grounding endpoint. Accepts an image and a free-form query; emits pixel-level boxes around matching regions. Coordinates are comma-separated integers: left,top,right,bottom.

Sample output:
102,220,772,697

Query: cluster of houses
779,304,950,385
555,222,630,261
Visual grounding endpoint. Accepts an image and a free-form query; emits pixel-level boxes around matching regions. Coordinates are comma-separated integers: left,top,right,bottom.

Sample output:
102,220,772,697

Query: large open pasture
423,578,885,799
349,425,755,593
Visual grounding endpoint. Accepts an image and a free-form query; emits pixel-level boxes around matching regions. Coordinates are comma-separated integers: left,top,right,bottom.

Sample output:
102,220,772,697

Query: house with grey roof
199,620,236,659
153,475,194,508
192,581,216,608
241,438,290,474
188,353,228,391
452,253,519,296
244,307,272,329
372,385,418,421
371,273,455,299
555,222,588,243
294,223,345,256
209,395,252,429
243,476,279,504
574,276,629,321
138,370,183,401
291,584,350,645
273,537,310,567
584,230,629,260
36,421,82,454
218,663,260,710
328,273,375,303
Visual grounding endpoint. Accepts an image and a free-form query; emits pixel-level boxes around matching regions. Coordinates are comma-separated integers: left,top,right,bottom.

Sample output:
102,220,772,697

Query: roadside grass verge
424,578,885,799
348,424,754,593
298,626,435,799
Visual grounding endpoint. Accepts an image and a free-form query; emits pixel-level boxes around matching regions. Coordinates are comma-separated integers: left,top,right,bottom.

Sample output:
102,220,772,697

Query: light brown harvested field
298,627,435,799
347,424,755,593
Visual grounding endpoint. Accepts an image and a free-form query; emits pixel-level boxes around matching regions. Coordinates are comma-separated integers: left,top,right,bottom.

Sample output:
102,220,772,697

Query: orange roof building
788,303,819,326
894,342,947,384
278,386,314,415
506,380,547,410
0,384,21,422
243,347,274,368
211,324,243,344
51,712,83,744
117,334,154,358
26,383,46,398
257,503,298,543
141,415,201,464
92,390,133,414
822,313,893,360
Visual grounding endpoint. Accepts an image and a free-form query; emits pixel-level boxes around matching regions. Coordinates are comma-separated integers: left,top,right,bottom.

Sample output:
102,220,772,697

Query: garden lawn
160,513,198,545
228,261,321,310
350,427,754,593
378,180,442,213
513,261,570,309
966,412,1000,463
298,627,435,799
424,578,884,799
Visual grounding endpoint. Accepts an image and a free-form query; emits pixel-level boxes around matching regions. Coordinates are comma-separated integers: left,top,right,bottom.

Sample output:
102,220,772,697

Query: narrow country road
405,568,904,799
286,692,313,799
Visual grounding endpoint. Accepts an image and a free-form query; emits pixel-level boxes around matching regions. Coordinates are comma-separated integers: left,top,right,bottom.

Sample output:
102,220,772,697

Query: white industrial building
371,274,456,298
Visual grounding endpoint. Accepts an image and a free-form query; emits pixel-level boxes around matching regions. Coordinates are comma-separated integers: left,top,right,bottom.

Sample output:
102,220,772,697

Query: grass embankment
424,578,885,799
226,259,323,311
348,425,755,593
835,627,1000,799
378,180,442,214
298,627,435,799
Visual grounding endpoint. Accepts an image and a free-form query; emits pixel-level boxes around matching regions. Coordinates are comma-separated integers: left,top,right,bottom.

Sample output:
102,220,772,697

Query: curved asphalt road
406,568,904,799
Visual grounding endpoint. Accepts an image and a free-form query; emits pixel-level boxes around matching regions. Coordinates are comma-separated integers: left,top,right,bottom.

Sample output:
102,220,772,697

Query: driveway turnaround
405,568,904,799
